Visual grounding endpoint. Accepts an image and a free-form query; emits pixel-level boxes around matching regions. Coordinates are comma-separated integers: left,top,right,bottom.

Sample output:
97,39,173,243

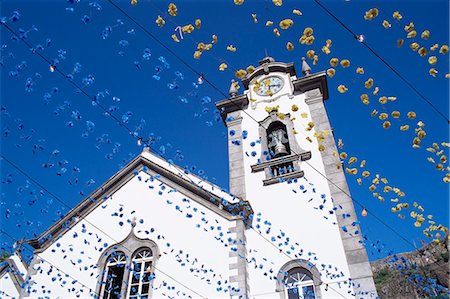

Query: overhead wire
1,3,447,297
312,0,449,124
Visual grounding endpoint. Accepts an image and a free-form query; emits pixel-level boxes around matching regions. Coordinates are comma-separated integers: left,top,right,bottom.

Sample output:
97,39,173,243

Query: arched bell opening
266,121,291,158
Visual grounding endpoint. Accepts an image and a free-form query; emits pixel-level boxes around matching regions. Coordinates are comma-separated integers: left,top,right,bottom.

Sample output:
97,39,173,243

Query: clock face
254,76,284,96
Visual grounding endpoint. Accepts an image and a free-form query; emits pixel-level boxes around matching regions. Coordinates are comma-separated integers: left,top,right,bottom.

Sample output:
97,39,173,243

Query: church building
1,58,378,299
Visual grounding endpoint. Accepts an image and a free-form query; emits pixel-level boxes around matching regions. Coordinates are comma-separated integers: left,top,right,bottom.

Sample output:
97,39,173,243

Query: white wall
22,170,238,298
238,72,354,298
0,272,19,299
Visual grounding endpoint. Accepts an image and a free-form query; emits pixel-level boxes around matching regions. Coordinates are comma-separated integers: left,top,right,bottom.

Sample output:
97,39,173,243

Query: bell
268,128,289,158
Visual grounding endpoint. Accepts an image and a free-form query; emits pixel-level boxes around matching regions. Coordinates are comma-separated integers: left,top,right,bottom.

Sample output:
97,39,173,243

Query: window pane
287,287,299,299
142,283,150,294
144,261,152,270
302,285,316,299
130,285,139,296
103,264,124,299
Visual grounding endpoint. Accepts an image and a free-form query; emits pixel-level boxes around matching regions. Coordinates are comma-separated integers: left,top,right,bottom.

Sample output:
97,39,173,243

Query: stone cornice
215,94,249,123
292,71,329,101
242,61,296,89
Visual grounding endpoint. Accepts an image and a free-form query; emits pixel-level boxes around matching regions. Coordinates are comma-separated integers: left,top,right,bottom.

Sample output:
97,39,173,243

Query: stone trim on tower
302,76,378,298
228,220,250,298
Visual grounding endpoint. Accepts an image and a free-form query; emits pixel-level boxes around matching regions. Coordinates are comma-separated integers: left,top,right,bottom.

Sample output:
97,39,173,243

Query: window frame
126,247,155,299
96,229,159,299
276,259,323,299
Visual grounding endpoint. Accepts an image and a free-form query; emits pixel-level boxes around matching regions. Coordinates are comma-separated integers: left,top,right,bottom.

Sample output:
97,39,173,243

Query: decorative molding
251,152,311,173
215,94,249,123
275,259,323,299
292,71,329,101
242,60,296,89
95,225,159,299
263,170,305,186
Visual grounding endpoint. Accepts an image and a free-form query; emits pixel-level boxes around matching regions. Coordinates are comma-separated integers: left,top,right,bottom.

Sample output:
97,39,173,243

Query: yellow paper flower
291,104,299,112
266,21,273,26
195,19,202,29
404,22,414,32
421,30,430,40
156,15,165,27
362,171,370,178
407,30,417,38
364,8,379,21
391,111,400,118
388,96,397,101
246,65,255,74
346,168,358,175
400,125,409,131
212,35,218,44
327,68,335,78
340,59,350,68
364,78,374,89
182,24,195,33
371,109,378,117
440,155,447,163
330,58,338,67
193,51,201,59
348,157,357,164
417,130,426,139
382,121,391,129
410,42,419,51
171,34,180,42
234,69,247,79
307,50,315,59
234,0,244,5
418,47,428,57
379,113,388,120
360,94,369,104
427,157,436,163
378,96,387,104
356,67,364,74
272,0,282,6
219,63,228,71
393,11,402,20
397,39,404,48
429,68,438,77
339,152,347,159
337,85,348,93
430,44,439,51
369,184,376,191
439,45,449,54
428,56,437,65
293,9,302,15
252,14,258,23
273,28,280,37
373,87,379,95
301,112,308,118
279,19,294,29
227,45,237,52
286,42,294,51
407,112,416,119
382,20,391,28
168,3,177,16
322,46,331,55
131,0,137,5
360,160,366,167
313,55,318,65
357,178,362,185
304,36,315,45
303,27,313,36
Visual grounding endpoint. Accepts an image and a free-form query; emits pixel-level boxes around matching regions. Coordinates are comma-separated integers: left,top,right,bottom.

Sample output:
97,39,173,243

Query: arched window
96,227,159,299
284,268,316,299
127,248,154,299
100,251,127,299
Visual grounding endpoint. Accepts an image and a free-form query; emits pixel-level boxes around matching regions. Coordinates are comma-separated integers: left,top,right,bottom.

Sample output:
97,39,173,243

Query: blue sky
0,0,449,263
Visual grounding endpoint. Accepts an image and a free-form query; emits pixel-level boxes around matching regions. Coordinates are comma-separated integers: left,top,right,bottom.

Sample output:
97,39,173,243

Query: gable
27,148,253,252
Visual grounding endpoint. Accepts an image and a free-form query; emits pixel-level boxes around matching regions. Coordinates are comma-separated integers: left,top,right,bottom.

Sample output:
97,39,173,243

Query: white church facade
1,58,378,299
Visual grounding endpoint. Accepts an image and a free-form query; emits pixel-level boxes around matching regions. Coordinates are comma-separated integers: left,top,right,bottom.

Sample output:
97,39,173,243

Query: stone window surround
252,112,311,185
275,259,323,299
95,228,159,299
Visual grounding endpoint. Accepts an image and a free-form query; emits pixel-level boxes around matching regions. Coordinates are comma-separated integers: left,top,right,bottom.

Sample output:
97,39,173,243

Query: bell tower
216,57,378,299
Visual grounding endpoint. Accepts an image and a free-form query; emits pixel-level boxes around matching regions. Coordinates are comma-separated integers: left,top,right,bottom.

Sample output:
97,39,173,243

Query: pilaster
305,88,378,298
